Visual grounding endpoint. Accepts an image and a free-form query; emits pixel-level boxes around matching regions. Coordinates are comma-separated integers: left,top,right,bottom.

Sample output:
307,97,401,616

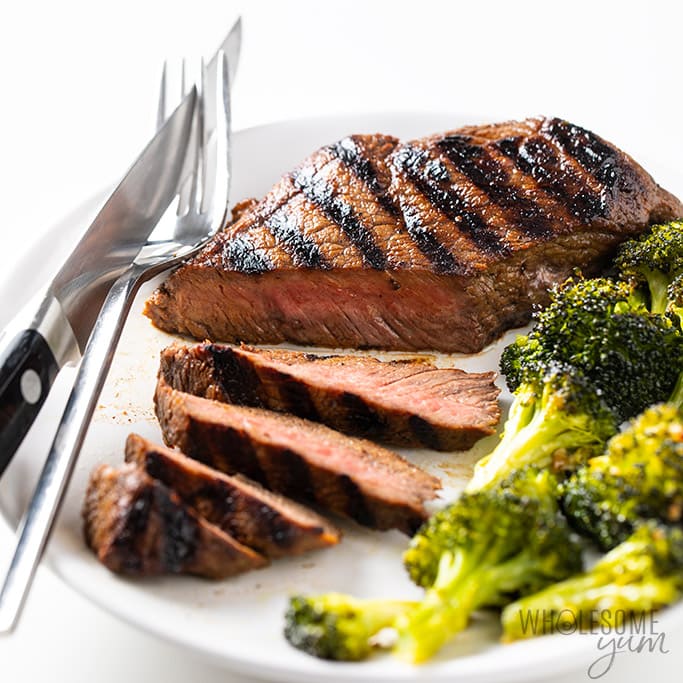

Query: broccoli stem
394,543,539,662
501,574,680,641
644,268,672,314
352,599,417,640
669,372,683,409
394,561,483,663
467,391,599,492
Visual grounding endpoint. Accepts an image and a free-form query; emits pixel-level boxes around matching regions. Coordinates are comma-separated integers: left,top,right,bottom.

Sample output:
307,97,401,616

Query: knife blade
0,89,197,477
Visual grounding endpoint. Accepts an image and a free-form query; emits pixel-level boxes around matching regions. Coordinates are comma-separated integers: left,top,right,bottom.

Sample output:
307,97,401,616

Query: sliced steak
154,377,442,535
144,117,683,352
124,433,341,558
158,343,501,451
83,462,267,579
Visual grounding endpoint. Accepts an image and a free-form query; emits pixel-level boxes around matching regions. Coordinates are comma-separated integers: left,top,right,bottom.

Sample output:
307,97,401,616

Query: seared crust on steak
158,343,500,451
144,117,683,352
124,433,341,558
154,377,442,535
83,463,268,578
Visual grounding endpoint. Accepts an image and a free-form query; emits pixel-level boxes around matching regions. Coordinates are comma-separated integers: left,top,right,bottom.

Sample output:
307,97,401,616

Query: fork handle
0,289,80,476
0,264,149,633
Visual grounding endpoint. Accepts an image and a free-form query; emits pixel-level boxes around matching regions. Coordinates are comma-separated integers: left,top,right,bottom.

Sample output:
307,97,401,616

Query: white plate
1,113,682,682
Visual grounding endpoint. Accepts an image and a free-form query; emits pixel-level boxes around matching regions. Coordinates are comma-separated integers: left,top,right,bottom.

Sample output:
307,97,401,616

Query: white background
1,0,682,681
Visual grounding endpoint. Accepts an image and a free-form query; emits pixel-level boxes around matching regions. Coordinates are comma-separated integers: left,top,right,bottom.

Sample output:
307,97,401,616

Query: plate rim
2,110,682,682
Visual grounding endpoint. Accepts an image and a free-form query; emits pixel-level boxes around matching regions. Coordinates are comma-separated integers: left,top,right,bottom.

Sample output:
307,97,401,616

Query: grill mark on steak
291,164,387,269
436,134,555,238
496,134,605,222
393,143,510,257
400,204,465,274
338,390,385,437
113,483,152,574
273,447,317,501
274,373,322,422
408,415,443,451
542,118,623,190
225,234,273,274
338,473,376,528
155,486,200,572
211,345,264,407
207,423,269,485
329,136,400,218
264,206,329,269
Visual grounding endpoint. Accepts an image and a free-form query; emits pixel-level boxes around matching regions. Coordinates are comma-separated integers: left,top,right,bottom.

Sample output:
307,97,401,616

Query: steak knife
0,19,241,476
0,93,196,475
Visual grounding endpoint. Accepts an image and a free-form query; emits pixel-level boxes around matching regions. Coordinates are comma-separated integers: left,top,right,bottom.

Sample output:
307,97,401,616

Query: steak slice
83,463,268,579
158,343,501,451
154,377,442,535
144,117,683,353
124,433,341,558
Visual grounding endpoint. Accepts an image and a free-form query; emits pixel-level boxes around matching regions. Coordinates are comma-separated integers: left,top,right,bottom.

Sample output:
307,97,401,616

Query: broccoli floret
500,277,682,421
466,362,617,493
614,220,683,315
501,522,683,641
283,593,417,661
561,403,683,551
396,468,583,663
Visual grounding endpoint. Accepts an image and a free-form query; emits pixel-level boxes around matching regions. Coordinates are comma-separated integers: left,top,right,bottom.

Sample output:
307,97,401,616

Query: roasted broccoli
561,403,683,551
614,220,683,316
283,593,417,661
466,362,617,493
500,277,682,421
501,522,683,641
396,467,583,663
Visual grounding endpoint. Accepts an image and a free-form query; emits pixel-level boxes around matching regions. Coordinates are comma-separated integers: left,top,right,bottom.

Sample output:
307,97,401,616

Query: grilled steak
83,463,267,578
125,433,341,558
154,377,442,534
144,116,683,353
159,343,501,451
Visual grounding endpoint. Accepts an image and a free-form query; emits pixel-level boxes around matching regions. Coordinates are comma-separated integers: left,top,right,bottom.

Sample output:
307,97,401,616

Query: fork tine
181,58,188,99
200,50,230,226
198,57,209,212
156,60,168,131
176,57,201,218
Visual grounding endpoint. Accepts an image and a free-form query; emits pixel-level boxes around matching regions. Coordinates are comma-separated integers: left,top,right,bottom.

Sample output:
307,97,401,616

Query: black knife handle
0,330,60,475
0,290,79,477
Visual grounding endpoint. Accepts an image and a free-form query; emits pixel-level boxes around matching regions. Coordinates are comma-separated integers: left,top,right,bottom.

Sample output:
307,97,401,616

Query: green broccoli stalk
466,362,617,493
670,373,683,410
667,273,683,326
501,522,683,641
665,275,683,408
283,593,417,661
614,220,683,315
396,468,583,663
500,277,682,422
561,403,683,551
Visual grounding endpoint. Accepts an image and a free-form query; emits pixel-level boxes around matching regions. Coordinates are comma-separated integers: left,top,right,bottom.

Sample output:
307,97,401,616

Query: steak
124,433,341,558
83,463,268,578
144,116,683,353
154,377,442,534
158,343,501,451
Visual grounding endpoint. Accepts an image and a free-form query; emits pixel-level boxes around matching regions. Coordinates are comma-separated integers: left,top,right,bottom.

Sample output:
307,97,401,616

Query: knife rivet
20,369,42,405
